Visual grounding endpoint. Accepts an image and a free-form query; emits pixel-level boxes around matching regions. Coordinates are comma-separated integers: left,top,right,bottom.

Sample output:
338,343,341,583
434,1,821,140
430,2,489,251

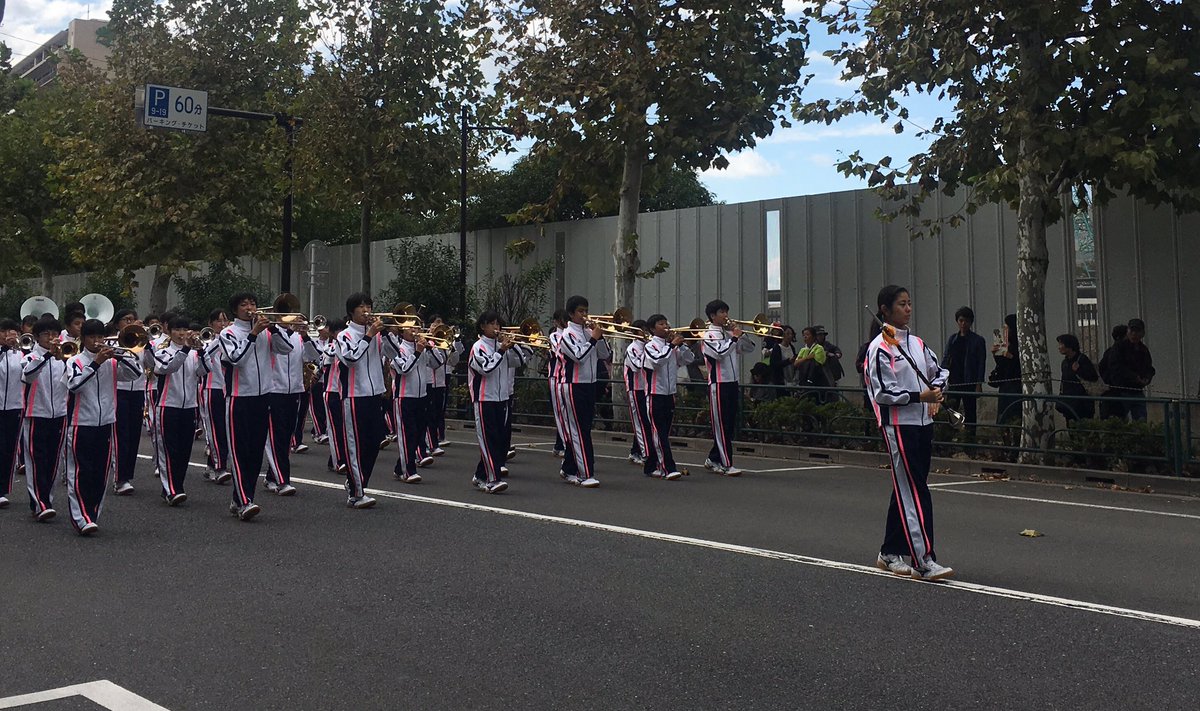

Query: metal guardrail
441,374,1200,478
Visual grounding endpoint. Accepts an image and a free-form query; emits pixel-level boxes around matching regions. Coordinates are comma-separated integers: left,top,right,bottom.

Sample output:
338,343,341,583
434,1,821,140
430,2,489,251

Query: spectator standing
1110,318,1155,422
760,332,785,386
1098,324,1129,420
988,313,1022,423
943,306,987,437
814,326,843,393
1055,334,1099,421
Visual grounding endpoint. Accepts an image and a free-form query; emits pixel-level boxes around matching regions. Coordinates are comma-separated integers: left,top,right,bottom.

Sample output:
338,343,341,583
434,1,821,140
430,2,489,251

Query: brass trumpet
147,323,164,339
59,339,80,359
104,324,151,355
18,333,35,351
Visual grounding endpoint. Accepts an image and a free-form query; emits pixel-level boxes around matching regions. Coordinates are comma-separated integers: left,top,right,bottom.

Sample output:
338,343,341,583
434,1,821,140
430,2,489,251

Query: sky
1,0,947,207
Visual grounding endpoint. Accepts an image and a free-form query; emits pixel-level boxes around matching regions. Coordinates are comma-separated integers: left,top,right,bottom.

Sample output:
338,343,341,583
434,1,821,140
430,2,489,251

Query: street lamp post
459,106,512,322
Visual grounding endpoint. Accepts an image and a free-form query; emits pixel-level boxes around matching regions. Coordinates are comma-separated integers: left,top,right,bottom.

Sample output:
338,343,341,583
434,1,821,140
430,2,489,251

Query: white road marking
285,474,1200,630
934,488,1200,520
0,680,170,710
745,465,846,473
927,479,1001,488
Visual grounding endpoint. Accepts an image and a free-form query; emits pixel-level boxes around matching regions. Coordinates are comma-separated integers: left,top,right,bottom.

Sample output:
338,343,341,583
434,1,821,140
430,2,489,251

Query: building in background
11,18,109,87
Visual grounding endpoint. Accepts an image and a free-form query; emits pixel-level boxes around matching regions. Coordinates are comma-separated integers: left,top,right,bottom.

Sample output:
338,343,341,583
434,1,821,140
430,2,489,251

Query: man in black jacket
1109,319,1155,422
944,307,987,437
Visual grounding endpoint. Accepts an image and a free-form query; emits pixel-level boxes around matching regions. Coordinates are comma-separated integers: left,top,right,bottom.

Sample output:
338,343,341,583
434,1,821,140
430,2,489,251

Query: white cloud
2,1,114,63
764,121,894,145
701,151,782,180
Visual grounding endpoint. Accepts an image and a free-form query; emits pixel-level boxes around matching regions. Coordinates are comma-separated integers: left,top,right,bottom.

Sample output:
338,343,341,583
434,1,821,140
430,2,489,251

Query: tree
295,0,496,295
469,152,718,230
378,237,477,324
495,0,807,310
797,0,1200,459
50,0,312,313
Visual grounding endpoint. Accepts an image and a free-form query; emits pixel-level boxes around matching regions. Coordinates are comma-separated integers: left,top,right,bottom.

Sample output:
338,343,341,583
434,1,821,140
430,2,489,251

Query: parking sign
142,84,208,132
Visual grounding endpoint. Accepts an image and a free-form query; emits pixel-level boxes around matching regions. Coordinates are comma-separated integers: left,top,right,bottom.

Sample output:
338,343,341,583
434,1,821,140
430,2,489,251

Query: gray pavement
2,425,1198,710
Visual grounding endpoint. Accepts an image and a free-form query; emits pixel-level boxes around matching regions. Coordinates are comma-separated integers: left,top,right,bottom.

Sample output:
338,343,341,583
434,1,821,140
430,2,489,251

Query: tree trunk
149,264,174,316
613,139,645,319
360,199,373,295
1015,141,1056,462
39,263,53,297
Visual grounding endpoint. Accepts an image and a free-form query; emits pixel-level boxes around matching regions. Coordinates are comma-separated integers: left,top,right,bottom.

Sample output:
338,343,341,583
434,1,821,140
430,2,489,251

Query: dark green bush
174,263,271,321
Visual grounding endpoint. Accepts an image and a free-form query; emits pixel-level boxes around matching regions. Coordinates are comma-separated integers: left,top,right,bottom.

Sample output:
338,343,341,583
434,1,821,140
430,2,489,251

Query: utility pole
459,105,513,322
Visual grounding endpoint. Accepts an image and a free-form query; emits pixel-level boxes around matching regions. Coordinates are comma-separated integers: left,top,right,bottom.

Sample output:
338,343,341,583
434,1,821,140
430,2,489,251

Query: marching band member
866,285,954,581
198,309,232,484
337,293,399,509
500,339,533,476
60,309,85,345
22,318,68,521
0,319,24,508
557,295,610,488
219,292,294,521
322,318,348,474
641,315,694,480
424,315,460,454
388,325,435,484
110,309,145,495
62,319,141,533
300,321,331,446
264,310,320,497
623,320,649,465
701,299,755,476
468,311,515,494
547,310,568,459
151,317,202,506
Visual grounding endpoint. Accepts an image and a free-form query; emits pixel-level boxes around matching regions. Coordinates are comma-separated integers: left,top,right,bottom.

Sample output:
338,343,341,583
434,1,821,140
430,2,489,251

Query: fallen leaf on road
1019,529,1044,538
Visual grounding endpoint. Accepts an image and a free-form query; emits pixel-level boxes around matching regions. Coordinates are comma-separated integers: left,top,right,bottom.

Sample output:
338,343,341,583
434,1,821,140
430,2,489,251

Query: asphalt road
2,424,1198,710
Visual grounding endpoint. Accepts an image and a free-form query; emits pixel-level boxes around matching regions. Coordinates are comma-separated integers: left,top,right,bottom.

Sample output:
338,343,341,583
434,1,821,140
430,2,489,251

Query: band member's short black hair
1111,324,1127,341
21,315,37,328
328,317,347,334
705,299,730,319
1127,318,1146,332
346,292,373,315
111,309,137,327
64,310,85,325
145,314,160,324
630,319,648,331
476,310,501,330
81,319,107,338
208,308,228,325
645,314,668,330
32,318,61,336
63,302,84,317
551,309,568,326
954,306,975,323
565,295,589,315
228,292,258,316
0,319,17,331
168,316,190,331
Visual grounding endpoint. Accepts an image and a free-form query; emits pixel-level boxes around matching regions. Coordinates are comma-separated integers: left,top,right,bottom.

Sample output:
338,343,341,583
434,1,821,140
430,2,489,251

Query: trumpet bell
114,324,150,353
147,323,164,339
18,333,35,350
59,340,80,359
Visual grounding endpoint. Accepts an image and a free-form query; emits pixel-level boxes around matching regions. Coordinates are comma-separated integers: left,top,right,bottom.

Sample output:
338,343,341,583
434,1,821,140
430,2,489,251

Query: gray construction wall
1094,200,1198,399
7,184,1129,390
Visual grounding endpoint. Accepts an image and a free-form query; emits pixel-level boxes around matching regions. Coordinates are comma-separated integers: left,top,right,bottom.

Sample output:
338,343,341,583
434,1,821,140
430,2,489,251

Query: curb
445,419,1200,498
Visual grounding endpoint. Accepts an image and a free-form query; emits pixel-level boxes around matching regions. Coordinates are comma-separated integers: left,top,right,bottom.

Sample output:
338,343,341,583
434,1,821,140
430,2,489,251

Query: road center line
928,479,1000,488
283,474,1199,630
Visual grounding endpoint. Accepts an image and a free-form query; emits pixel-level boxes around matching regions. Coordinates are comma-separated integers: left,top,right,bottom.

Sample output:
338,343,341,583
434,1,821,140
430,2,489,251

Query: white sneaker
379,437,393,450
0,495,9,508
912,559,954,581
238,503,262,521
418,456,435,468
36,508,56,522
506,448,518,461
292,444,310,454
499,466,509,476
627,454,644,465
276,484,297,496
203,468,218,482
664,471,683,481
703,458,719,471
485,481,509,494
167,492,188,506
579,477,600,488
265,481,280,494
216,471,233,484
396,473,422,484
875,553,913,577
646,470,666,479
348,495,376,509
438,440,450,447
722,466,743,477
553,449,565,458
79,522,99,536
336,463,348,474
315,434,330,444
563,474,582,486
114,481,134,495
472,478,487,492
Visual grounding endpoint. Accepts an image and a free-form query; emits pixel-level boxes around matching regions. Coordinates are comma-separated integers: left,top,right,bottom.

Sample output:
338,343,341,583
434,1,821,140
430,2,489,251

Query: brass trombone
668,318,710,340
499,318,551,350
414,323,456,351
104,324,151,355
587,308,648,340
727,313,784,337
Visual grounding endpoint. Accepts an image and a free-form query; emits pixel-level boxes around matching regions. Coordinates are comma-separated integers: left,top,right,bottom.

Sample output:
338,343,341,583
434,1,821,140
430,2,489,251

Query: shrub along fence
445,375,1200,478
